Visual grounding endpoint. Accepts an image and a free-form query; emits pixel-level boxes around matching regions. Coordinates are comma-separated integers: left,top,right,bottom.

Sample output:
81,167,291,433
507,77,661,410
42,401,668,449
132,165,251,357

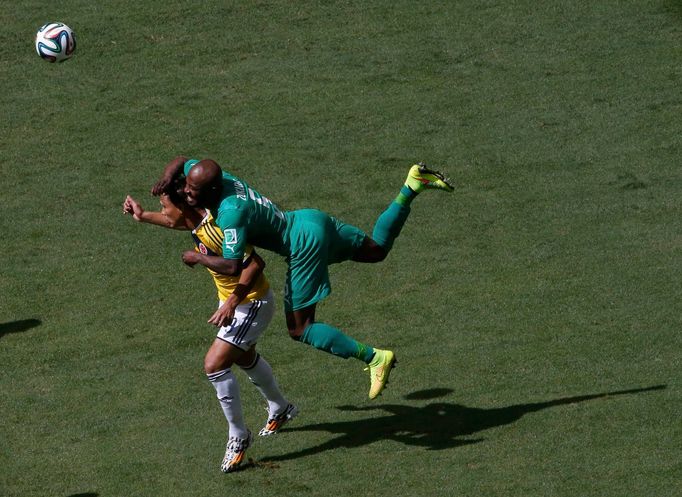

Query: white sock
206,368,248,440
241,354,288,417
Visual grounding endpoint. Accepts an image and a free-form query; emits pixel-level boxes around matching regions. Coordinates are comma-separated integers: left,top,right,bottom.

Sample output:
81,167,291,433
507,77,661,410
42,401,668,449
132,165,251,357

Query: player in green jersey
152,156,454,400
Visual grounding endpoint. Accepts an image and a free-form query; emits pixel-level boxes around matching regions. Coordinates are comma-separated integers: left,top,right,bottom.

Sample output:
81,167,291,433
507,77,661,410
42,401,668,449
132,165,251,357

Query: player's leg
284,219,371,361
204,339,252,473
205,296,274,473
287,305,396,399
235,347,288,416
287,304,373,361
285,209,397,398
354,163,454,262
222,288,297,436
236,348,298,437
205,339,248,440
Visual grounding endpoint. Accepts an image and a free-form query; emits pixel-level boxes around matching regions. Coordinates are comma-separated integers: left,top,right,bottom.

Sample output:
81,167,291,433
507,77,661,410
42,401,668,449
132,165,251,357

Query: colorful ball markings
35,22,76,62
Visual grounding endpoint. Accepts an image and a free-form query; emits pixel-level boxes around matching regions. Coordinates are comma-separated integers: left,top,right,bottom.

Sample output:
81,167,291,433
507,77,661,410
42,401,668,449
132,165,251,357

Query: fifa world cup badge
223,229,238,253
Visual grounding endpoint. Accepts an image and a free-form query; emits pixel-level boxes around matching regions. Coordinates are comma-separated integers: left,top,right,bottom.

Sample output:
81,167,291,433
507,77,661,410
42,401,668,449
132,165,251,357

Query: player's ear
210,178,222,192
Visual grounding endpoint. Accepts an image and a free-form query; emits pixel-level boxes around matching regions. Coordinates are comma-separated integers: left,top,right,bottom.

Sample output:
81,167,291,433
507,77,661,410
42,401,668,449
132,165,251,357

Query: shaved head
184,159,223,207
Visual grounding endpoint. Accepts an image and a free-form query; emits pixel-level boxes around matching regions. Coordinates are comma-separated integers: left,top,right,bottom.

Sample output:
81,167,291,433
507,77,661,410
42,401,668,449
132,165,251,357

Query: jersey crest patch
198,243,208,255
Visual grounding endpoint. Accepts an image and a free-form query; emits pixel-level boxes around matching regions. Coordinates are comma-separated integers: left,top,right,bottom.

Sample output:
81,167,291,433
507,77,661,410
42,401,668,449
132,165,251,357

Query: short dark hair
167,174,186,205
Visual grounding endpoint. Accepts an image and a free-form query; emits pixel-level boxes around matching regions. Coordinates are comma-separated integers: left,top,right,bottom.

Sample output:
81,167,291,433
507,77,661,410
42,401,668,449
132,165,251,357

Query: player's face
183,176,204,207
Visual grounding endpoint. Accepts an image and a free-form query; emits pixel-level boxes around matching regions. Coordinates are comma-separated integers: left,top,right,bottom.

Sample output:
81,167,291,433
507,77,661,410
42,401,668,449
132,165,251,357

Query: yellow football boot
366,349,397,399
405,163,454,193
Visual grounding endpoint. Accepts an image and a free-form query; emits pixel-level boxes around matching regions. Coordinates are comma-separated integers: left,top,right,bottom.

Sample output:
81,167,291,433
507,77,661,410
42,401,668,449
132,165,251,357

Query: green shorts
283,209,366,312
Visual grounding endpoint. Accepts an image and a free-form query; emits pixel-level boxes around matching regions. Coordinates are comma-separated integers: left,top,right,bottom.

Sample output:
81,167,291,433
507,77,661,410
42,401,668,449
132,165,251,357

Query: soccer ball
35,22,76,62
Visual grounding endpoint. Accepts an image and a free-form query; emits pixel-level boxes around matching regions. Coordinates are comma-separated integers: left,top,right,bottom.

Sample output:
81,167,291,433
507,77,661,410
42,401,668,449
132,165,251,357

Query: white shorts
216,288,275,351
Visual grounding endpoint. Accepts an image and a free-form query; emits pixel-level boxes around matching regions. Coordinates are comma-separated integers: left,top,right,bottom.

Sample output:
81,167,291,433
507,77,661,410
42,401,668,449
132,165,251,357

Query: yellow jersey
191,211,270,302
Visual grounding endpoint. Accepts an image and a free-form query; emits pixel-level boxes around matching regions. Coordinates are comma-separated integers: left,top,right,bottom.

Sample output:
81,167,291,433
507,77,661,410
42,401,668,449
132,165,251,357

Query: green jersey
184,159,367,311
184,160,289,260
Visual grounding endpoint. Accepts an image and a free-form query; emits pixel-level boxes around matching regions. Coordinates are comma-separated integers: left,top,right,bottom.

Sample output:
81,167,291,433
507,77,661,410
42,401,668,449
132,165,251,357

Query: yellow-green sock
395,184,417,206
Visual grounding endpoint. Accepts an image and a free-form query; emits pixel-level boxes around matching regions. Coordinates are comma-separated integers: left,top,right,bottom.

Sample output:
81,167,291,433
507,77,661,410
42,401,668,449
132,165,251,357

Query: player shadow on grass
0,319,42,339
260,385,666,463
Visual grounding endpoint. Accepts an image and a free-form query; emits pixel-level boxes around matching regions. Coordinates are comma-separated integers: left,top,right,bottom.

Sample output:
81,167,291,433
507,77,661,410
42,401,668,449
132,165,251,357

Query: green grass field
1,1,680,496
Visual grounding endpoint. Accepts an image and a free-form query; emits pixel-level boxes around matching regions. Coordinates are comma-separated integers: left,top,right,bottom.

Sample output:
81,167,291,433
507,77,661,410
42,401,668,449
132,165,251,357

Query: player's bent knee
286,307,315,340
288,328,304,341
204,354,233,374
372,248,388,262
204,338,243,374
352,239,388,263
204,357,220,375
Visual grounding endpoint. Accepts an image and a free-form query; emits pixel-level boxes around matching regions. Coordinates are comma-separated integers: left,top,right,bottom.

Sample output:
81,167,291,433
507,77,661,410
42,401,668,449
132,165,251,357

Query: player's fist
182,250,201,267
123,195,144,221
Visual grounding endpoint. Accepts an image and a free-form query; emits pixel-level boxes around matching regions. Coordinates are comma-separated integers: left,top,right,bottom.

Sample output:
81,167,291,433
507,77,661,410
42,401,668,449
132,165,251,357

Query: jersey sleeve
215,206,249,260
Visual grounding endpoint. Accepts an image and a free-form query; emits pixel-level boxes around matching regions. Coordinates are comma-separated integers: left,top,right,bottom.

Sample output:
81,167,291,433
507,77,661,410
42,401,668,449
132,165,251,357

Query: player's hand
208,303,236,328
151,176,172,196
182,250,201,267
123,195,144,221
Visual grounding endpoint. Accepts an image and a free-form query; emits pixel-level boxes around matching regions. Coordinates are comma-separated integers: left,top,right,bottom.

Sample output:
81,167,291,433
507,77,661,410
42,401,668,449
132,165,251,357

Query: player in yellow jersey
123,188,297,473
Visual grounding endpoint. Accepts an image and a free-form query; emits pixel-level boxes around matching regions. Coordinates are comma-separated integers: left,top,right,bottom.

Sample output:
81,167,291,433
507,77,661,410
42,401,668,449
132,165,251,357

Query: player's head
184,159,223,207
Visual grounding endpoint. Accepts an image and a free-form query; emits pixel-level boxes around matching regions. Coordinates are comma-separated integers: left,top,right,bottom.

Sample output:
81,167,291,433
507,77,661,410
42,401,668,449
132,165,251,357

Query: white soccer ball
35,22,76,62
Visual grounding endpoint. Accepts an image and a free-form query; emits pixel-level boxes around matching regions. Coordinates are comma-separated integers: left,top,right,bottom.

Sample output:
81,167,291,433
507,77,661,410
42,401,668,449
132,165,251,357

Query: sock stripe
240,353,261,371
207,368,232,382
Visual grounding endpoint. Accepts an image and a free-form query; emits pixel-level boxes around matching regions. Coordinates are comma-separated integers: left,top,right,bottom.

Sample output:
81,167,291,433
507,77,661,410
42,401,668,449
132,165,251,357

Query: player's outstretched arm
151,156,187,196
123,195,188,230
